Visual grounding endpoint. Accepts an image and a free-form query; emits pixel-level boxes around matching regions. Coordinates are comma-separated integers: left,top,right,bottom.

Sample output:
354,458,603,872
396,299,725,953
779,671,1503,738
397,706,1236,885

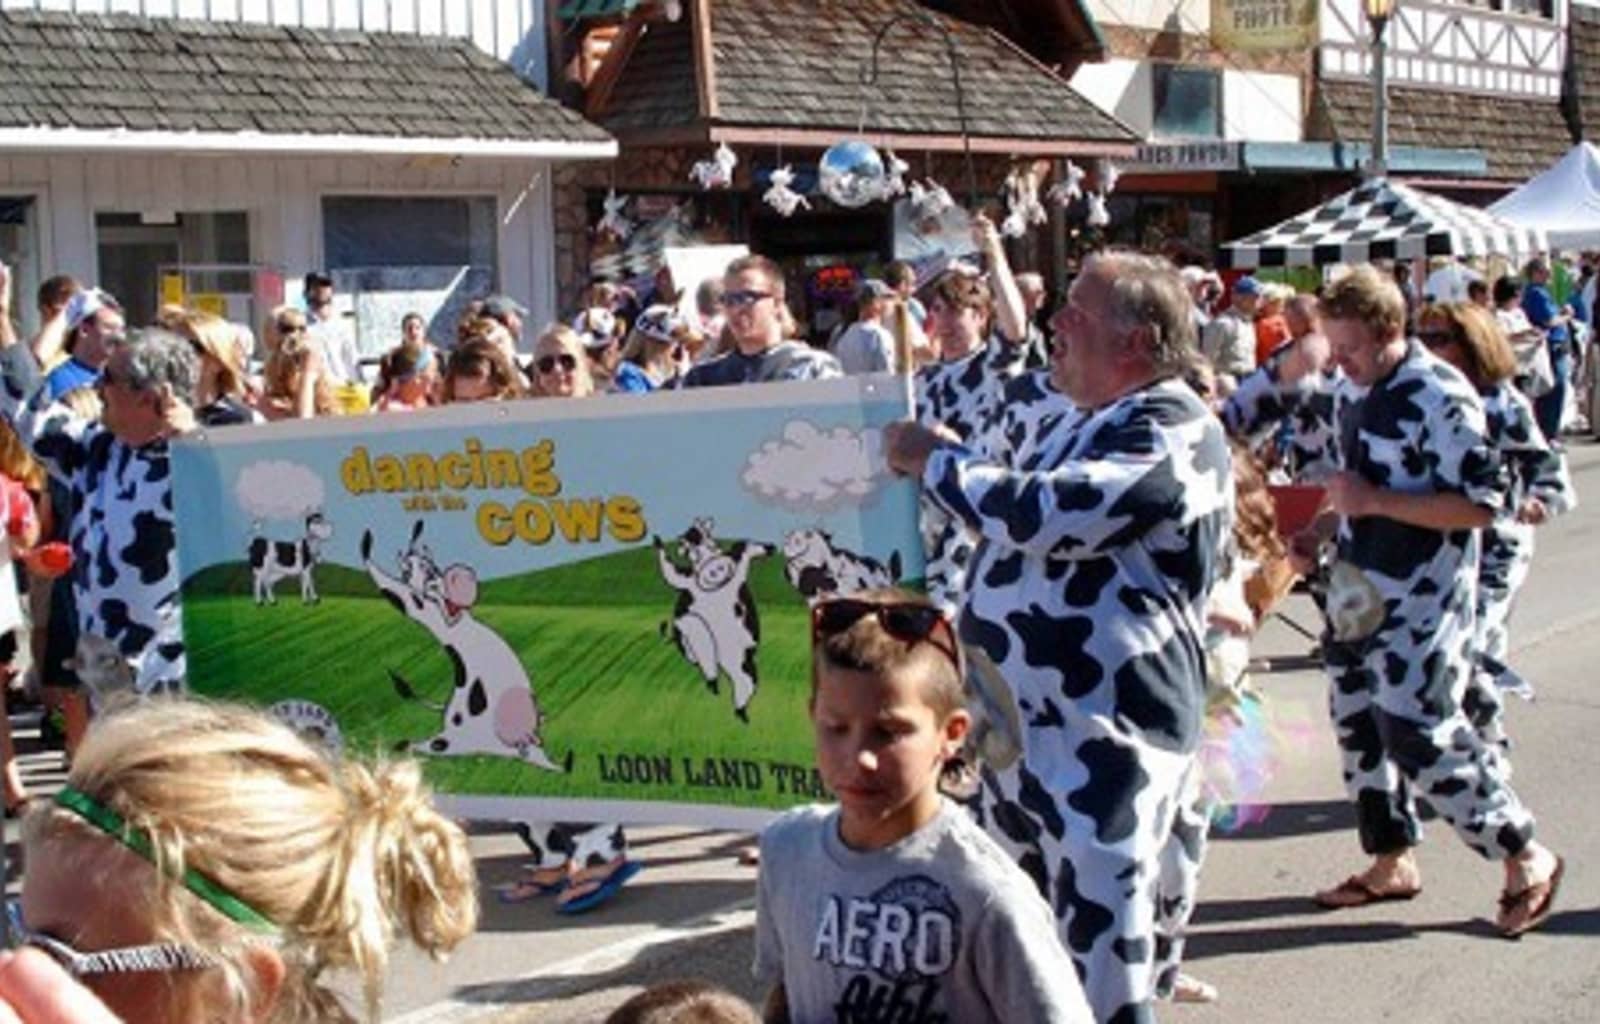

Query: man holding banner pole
885,252,1232,1022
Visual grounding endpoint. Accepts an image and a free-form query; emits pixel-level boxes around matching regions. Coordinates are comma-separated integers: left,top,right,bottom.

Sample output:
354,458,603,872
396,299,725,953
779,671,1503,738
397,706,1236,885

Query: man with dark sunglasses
679,254,840,388
885,252,1232,1023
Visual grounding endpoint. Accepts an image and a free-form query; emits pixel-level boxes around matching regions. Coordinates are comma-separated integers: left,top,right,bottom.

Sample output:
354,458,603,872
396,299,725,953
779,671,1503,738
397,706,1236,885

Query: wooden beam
706,124,1136,158
691,0,719,120
585,13,647,120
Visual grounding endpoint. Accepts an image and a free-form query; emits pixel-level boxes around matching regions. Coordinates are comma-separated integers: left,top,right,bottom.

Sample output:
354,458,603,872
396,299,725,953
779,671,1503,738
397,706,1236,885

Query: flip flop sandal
494,872,569,903
1313,875,1422,910
1172,974,1220,1004
556,860,643,915
1499,855,1565,939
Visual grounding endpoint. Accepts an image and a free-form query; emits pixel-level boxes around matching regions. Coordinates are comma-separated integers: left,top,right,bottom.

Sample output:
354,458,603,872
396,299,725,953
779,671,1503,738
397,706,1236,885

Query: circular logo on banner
269,699,345,756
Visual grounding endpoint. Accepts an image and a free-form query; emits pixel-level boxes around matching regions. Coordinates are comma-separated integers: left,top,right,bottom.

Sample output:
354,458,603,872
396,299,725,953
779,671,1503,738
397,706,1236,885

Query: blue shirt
612,362,656,394
1522,284,1568,347
44,358,97,401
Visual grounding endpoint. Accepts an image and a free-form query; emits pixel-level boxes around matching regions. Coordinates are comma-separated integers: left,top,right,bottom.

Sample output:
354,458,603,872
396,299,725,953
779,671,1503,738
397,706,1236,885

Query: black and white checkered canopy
1220,177,1549,269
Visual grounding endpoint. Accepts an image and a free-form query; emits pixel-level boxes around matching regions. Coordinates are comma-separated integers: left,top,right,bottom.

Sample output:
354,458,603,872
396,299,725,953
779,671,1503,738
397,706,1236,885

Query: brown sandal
1314,875,1422,910
1498,856,1564,939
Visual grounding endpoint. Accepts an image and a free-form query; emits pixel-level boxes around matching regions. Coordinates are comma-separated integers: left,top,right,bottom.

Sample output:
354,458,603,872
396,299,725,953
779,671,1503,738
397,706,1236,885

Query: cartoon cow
781,528,902,605
655,518,774,723
362,521,569,772
249,513,334,605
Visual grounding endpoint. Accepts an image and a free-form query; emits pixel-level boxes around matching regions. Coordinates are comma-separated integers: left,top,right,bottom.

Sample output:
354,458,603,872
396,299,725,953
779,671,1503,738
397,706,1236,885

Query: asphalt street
10,442,1600,1024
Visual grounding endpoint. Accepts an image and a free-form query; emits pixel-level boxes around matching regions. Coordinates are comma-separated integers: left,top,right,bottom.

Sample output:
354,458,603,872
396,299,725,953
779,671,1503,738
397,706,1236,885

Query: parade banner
1210,0,1317,51
171,377,921,828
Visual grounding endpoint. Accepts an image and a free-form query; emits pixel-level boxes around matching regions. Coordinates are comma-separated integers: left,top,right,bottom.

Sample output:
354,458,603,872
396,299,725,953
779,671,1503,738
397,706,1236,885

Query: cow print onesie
913,334,1034,611
1462,382,1575,747
923,375,1232,1023
0,377,184,693
1324,341,1537,861
1222,343,1344,483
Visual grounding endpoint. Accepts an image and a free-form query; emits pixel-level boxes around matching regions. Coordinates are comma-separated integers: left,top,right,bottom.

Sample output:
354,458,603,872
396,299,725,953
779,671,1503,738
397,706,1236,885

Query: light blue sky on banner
171,377,923,582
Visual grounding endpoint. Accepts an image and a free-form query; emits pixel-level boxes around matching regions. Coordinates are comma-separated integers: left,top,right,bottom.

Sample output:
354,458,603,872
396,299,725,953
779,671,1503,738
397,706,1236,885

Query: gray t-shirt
832,321,895,375
754,801,1093,1024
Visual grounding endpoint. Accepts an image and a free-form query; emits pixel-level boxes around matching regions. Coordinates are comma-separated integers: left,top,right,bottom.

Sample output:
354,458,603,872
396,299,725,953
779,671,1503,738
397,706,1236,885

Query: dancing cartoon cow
655,518,774,723
781,528,902,605
363,521,569,771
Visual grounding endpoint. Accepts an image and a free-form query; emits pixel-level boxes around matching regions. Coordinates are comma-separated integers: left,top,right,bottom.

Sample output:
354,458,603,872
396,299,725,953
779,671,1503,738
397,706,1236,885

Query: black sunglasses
1418,329,1457,349
275,322,303,335
811,598,961,674
535,353,578,374
719,289,772,309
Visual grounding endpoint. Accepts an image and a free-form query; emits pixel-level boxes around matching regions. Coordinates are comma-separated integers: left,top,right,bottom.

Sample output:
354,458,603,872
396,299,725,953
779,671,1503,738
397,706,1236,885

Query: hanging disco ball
818,140,888,209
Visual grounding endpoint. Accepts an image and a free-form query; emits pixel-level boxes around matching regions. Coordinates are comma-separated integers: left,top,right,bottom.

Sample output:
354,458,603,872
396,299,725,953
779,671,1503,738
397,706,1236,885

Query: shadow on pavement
1192,895,1321,926
474,878,753,935
1187,920,1415,959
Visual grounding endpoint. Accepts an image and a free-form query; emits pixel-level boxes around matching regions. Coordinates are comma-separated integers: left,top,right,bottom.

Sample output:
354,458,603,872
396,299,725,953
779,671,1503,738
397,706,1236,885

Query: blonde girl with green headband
9,699,478,1023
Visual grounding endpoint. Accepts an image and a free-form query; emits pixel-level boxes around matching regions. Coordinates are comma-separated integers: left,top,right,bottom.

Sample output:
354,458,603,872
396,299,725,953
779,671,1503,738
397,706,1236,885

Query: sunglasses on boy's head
718,289,772,309
535,353,578,374
810,598,961,674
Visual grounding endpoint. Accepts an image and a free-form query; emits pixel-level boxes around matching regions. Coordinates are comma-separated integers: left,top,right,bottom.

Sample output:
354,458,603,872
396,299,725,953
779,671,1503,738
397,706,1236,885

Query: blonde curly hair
23,699,478,1023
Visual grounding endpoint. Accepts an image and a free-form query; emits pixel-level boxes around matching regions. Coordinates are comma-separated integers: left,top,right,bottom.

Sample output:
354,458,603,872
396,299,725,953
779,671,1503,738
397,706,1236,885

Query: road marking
387,899,756,1024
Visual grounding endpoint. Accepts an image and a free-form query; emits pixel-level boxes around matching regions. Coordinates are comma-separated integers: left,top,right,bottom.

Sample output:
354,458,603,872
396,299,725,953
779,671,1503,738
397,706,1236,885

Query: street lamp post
1366,0,1398,179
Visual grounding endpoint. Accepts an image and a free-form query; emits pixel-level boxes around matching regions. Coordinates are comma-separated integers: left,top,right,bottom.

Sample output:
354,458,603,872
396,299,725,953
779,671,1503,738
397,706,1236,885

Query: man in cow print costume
0,329,197,694
1222,294,1344,484
1312,266,1563,939
888,252,1232,1023
913,214,1040,612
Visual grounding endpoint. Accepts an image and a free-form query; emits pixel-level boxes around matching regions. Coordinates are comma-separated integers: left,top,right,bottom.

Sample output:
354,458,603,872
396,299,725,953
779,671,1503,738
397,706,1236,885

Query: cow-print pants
974,733,1191,1024
1325,631,1535,861
1152,762,1210,1001
514,821,627,871
1463,529,1536,748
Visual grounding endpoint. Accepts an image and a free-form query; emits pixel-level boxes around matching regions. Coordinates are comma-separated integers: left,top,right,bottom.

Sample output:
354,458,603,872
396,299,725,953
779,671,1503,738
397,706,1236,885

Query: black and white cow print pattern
514,821,626,871
781,528,901,605
656,519,774,722
923,375,1232,1022
913,335,1034,612
0,379,184,694
1462,382,1576,745
1324,341,1535,861
1221,345,1346,484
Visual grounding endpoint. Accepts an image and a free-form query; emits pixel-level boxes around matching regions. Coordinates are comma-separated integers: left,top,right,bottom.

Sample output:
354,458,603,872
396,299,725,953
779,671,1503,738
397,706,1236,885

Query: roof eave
707,123,1136,158
0,127,618,160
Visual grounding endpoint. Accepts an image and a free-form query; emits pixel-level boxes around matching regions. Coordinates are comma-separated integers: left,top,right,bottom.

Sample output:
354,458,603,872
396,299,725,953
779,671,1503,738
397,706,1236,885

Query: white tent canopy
1489,142,1600,251
1220,177,1548,269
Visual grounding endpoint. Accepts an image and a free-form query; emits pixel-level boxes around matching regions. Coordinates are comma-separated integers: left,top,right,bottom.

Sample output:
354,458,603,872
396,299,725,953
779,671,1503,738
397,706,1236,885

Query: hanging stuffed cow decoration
1046,159,1087,207
1000,164,1048,239
880,150,910,200
908,179,955,223
763,165,811,217
597,189,633,241
690,143,738,190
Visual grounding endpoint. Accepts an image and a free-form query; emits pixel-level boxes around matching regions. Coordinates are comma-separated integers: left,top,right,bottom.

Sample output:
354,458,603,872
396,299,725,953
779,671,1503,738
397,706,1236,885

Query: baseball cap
633,304,690,344
572,307,618,350
1234,275,1262,297
64,288,121,333
856,279,895,301
481,294,529,323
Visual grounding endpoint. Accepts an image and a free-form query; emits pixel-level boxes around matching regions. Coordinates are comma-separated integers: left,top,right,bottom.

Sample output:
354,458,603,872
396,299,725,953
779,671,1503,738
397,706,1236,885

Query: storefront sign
172,378,920,829
1210,0,1318,51
1128,141,1243,173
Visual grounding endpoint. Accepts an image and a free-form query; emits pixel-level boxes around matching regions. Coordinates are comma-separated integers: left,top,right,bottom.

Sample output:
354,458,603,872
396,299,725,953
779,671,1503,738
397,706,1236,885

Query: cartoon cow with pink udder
363,521,569,772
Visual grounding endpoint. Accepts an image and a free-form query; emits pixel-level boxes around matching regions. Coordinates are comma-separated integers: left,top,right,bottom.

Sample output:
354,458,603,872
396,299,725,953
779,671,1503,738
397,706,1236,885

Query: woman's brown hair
443,338,524,401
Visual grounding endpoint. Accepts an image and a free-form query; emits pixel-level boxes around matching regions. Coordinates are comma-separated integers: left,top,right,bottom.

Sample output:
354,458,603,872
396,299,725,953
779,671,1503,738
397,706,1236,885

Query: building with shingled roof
0,1,613,348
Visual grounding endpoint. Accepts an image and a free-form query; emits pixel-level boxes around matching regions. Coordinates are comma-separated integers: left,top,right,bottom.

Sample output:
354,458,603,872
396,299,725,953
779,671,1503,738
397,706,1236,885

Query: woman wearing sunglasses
1417,302,1575,760
614,306,701,393
9,699,476,1023
528,325,596,400
255,308,333,420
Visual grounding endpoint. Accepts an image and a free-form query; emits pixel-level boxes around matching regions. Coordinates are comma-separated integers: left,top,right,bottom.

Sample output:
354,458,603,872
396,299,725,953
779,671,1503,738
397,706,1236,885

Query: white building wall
0,0,547,83
1070,60,1302,142
0,152,559,326
1318,0,1566,100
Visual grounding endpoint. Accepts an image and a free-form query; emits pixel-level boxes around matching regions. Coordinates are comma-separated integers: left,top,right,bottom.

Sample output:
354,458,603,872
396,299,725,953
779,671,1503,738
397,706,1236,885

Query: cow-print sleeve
921,413,1182,560
1497,386,1577,516
5,383,98,483
1220,352,1292,446
1423,376,1503,512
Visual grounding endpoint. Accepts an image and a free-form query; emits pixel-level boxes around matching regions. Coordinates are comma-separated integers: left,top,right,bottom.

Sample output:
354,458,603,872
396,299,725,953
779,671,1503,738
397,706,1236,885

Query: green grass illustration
183,546,826,810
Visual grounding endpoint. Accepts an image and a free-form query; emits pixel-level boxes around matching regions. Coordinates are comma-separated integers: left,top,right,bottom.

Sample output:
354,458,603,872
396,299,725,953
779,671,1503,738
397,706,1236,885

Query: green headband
53,787,280,935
